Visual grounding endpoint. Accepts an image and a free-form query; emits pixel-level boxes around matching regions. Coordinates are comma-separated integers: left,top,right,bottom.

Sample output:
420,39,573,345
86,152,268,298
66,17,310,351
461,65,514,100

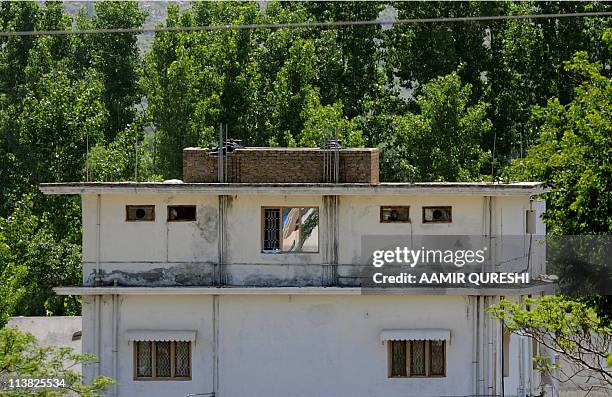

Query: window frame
260,206,319,254
126,205,155,222
387,340,446,378
380,206,411,223
133,341,192,381
422,206,452,224
167,205,197,222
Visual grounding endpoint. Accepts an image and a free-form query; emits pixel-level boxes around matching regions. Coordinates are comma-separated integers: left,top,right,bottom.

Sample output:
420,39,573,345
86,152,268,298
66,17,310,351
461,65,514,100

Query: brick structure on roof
183,147,379,184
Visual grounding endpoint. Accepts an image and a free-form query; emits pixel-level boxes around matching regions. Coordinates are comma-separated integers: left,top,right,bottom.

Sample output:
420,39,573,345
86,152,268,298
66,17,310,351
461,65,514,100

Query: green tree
0,196,81,322
17,70,107,184
303,1,386,118
77,1,147,139
0,327,114,396
506,47,612,235
142,1,388,178
505,31,612,318
490,296,612,393
487,1,611,164
386,1,612,167
142,3,229,178
377,72,491,182
86,121,159,182
298,96,364,148
386,1,492,101
0,2,39,97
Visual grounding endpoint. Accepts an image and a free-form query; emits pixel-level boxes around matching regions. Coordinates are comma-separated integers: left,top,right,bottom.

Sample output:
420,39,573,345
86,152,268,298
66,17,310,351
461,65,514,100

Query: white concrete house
42,145,550,397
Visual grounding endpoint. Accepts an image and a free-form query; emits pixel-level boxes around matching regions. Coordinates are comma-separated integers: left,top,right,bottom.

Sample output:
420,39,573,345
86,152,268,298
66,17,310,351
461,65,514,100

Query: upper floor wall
77,186,546,287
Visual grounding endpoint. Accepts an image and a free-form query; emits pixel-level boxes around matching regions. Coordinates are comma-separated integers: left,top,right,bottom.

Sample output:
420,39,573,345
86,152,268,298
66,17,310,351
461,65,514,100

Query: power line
0,11,611,37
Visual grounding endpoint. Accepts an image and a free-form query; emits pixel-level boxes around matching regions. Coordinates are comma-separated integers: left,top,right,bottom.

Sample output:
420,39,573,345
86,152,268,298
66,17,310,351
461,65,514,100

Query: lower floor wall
81,294,540,397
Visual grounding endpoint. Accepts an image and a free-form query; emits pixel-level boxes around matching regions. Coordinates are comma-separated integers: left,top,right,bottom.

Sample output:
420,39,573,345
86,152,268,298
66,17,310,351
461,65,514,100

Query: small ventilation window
422,206,452,223
168,206,196,222
380,206,410,223
126,205,155,221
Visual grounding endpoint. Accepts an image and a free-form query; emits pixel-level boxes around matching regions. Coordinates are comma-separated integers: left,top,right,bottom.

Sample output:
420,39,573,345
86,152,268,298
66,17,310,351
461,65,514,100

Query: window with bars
134,341,191,380
388,340,446,378
261,207,319,253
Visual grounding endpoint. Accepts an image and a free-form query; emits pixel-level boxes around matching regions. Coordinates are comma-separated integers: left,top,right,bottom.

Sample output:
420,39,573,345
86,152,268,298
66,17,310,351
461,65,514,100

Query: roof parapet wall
183,147,380,184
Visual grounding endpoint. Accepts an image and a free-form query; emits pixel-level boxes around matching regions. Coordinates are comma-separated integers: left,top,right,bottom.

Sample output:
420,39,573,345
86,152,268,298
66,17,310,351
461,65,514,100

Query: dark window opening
422,206,452,223
168,205,196,222
126,205,155,221
380,206,410,223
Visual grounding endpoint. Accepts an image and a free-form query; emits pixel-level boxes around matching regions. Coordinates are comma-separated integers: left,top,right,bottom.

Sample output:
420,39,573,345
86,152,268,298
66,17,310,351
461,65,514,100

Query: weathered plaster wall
82,193,219,264
83,295,214,397
82,193,545,287
82,294,531,397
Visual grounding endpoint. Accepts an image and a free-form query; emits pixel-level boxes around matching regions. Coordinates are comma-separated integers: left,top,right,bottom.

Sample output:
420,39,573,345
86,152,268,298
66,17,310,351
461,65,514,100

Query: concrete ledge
39,182,547,196
54,284,555,296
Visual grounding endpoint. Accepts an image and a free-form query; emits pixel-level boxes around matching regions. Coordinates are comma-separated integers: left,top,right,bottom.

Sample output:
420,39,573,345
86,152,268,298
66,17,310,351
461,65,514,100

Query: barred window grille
388,340,446,378
175,342,191,377
263,208,280,251
390,341,407,377
136,341,152,377
155,342,171,377
135,341,191,380
430,340,446,376
410,341,426,376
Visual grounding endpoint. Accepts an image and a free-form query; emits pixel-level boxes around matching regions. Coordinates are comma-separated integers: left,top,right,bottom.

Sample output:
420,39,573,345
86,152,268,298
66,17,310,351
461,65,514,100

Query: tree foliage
0,196,81,325
506,43,612,235
0,1,146,321
387,1,612,165
141,1,386,178
377,72,491,182
0,327,114,396
490,296,612,394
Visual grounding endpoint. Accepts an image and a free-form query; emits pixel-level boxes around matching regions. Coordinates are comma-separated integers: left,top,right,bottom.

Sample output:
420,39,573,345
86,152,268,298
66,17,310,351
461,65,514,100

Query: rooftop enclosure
183,146,379,184
40,144,546,291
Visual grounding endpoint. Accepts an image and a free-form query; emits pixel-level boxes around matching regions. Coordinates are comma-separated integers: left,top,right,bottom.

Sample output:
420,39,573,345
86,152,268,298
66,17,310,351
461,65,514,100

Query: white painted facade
44,182,549,397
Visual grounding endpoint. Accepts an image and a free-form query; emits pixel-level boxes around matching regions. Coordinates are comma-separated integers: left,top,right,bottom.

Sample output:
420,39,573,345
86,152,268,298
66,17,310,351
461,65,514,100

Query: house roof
39,181,546,196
